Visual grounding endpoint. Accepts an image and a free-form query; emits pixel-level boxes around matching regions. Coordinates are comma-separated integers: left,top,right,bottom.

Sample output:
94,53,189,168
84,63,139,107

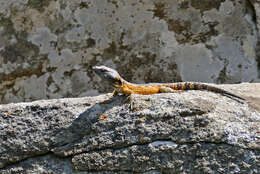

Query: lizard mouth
93,66,100,72
93,66,114,82
92,65,122,85
93,66,105,77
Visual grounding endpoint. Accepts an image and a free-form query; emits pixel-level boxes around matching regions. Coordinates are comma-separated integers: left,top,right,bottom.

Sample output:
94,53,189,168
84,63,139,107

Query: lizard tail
172,82,245,101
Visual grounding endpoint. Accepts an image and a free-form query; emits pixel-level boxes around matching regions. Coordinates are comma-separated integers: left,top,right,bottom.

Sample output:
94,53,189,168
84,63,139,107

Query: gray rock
0,0,259,104
0,83,259,173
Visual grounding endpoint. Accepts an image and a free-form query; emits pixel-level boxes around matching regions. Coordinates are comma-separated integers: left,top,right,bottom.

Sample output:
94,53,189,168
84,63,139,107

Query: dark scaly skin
93,66,245,101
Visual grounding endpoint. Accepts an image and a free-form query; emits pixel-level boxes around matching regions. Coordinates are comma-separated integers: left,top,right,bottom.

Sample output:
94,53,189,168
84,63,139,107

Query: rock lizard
93,65,245,101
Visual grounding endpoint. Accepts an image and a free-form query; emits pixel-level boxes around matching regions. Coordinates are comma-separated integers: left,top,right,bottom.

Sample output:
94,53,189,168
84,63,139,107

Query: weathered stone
0,83,259,173
72,142,260,173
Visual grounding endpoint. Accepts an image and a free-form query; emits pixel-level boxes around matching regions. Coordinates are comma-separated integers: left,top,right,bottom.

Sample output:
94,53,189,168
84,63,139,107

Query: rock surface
0,83,259,174
0,0,259,104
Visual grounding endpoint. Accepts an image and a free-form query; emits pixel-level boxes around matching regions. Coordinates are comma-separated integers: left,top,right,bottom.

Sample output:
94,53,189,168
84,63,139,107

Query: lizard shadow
219,93,245,104
52,92,244,147
53,94,128,147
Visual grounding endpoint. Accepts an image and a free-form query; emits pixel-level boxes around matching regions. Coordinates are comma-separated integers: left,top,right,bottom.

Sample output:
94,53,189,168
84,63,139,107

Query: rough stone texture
249,0,260,74
0,0,259,104
0,83,259,173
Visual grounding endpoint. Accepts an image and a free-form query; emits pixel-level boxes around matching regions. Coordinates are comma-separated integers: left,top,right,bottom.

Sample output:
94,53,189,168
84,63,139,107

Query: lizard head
93,65,122,87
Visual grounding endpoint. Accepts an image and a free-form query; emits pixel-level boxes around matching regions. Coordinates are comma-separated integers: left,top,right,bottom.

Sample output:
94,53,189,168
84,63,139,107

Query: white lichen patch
28,27,57,54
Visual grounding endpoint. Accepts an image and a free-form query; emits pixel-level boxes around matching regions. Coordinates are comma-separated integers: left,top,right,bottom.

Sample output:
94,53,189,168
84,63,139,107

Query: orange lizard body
93,66,245,101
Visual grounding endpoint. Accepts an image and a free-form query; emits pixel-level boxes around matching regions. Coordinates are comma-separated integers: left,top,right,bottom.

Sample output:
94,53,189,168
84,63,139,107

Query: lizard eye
114,80,122,86
117,80,122,86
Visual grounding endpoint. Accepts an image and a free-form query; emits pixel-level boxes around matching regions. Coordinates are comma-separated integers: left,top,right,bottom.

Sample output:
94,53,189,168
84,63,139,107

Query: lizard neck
113,77,136,94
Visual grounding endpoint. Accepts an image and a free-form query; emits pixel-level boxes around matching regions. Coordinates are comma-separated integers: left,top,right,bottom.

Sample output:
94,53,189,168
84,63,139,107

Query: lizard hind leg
159,86,183,93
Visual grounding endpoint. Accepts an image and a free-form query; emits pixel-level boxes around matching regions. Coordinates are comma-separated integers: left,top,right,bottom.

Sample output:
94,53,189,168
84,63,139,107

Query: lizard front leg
120,88,135,109
112,90,119,97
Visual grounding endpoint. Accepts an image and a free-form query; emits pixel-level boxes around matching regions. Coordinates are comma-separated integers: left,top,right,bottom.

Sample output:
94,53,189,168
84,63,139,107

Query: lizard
93,65,245,101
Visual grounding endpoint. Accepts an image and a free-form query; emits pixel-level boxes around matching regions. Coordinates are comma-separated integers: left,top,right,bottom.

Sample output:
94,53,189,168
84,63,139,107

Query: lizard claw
123,94,134,109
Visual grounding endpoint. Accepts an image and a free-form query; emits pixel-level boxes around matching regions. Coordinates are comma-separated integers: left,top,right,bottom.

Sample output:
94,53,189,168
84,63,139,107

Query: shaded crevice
54,137,259,158
179,109,207,117
82,168,145,173
0,151,53,170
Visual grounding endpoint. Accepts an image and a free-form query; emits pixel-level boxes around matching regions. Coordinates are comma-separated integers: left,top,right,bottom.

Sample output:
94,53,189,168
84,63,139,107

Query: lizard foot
123,94,134,110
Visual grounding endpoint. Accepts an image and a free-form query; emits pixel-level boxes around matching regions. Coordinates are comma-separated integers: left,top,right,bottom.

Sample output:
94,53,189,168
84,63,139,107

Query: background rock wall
0,0,259,104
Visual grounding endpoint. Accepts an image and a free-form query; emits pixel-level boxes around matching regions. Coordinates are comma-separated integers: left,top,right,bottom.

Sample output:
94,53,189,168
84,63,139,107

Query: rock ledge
0,83,260,174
